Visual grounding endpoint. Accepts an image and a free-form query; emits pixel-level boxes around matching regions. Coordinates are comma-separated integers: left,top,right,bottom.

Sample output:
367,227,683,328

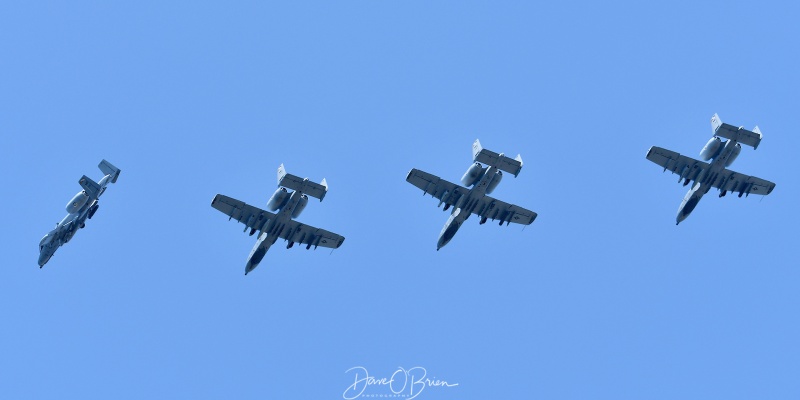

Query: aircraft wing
212,194,345,249
646,146,775,196
211,194,276,232
708,169,776,196
471,194,537,225
646,146,711,182
407,168,536,225
406,168,467,208
279,220,345,249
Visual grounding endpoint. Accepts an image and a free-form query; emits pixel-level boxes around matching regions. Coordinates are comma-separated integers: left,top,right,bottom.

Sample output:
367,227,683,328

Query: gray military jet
211,164,345,275
406,139,537,250
646,114,776,225
38,160,121,267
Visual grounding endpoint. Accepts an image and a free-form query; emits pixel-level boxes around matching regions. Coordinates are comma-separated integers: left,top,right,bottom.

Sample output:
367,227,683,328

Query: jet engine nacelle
461,162,485,187
66,191,89,214
725,143,741,167
291,194,308,218
485,170,503,194
700,137,723,161
267,187,290,211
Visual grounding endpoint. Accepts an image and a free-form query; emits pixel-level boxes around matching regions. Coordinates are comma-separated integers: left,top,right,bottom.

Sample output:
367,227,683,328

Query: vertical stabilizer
277,164,287,186
711,113,723,135
79,175,102,197
471,139,483,161
98,159,121,183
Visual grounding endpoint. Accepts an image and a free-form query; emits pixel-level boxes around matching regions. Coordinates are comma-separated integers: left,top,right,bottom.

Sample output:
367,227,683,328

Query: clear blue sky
2,1,798,399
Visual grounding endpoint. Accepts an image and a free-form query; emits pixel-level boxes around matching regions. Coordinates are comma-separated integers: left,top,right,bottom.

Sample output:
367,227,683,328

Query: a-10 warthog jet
38,160,121,267
406,139,537,250
211,164,345,275
646,114,776,225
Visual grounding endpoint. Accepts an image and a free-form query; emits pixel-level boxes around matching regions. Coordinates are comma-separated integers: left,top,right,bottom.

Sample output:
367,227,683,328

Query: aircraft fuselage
38,160,119,268
437,166,500,250
676,139,739,224
244,190,304,275
38,200,97,267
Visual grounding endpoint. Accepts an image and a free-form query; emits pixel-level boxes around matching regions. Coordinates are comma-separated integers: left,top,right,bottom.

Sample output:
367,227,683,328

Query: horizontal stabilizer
98,159,121,183
276,164,328,201
79,175,101,197
711,113,762,149
472,139,523,177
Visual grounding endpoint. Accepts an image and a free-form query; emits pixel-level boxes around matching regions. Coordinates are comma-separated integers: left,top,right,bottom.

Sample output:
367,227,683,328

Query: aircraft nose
436,236,448,251
244,261,257,275
437,221,460,250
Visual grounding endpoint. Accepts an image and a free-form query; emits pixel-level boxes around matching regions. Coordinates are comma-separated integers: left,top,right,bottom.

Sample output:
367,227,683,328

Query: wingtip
405,169,418,182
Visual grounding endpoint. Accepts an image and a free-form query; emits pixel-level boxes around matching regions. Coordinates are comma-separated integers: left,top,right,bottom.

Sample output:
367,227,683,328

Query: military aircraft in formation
38,160,121,267
406,139,537,250
211,164,345,275
646,113,776,225
37,118,778,269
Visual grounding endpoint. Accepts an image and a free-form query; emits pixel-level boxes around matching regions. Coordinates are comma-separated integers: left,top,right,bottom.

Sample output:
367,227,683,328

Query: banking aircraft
39,160,121,267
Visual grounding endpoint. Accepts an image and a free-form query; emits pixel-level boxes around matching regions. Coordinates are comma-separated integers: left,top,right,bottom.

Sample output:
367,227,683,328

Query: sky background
1,1,798,399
